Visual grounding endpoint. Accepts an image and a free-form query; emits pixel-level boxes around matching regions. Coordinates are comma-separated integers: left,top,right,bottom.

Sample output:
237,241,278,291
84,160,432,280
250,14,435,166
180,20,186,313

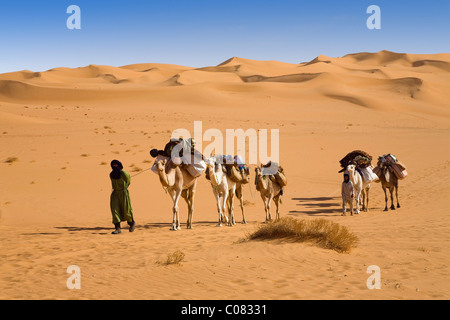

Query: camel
376,159,400,211
206,157,248,226
224,164,248,225
231,181,247,224
155,158,198,231
345,163,371,213
205,157,230,226
254,166,282,222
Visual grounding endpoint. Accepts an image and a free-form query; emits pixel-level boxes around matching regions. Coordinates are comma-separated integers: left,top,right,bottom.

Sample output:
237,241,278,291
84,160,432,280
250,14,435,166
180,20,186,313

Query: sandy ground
0,50,449,300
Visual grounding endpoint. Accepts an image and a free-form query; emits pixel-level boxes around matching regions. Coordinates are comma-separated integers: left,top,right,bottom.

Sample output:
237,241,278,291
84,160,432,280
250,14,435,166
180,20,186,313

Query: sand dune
0,50,449,115
0,50,449,300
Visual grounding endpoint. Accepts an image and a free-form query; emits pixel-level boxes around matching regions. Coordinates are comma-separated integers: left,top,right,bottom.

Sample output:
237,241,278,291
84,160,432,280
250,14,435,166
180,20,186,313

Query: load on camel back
150,138,207,178
339,150,379,183
257,161,287,192
205,154,250,185
374,154,408,180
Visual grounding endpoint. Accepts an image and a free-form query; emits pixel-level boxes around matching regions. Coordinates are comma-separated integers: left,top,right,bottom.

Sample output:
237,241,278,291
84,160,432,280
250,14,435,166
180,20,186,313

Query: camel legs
382,186,389,211
389,187,395,210
215,192,223,227
226,192,235,226
215,189,228,227
170,189,182,231
262,194,273,222
221,190,229,225
236,185,247,224
186,185,196,229
395,185,400,208
354,190,361,214
273,194,281,220
363,187,370,212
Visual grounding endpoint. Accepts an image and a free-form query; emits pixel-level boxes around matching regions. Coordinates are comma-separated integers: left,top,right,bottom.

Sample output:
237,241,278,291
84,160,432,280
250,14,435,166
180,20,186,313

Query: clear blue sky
0,0,448,73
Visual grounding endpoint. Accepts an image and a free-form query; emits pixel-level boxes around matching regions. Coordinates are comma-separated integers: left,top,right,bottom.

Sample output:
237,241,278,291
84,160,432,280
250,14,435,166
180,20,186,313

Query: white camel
155,158,199,231
345,163,371,214
205,157,230,227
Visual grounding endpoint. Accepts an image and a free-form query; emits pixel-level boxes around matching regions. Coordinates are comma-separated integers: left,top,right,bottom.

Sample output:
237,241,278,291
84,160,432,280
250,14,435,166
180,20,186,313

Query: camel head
255,167,262,178
346,163,357,175
155,159,167,172
205,157,216,170
377,157,388,169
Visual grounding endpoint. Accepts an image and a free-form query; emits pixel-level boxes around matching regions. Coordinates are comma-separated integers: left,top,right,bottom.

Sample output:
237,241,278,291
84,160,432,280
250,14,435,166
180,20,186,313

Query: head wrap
110,160,123,180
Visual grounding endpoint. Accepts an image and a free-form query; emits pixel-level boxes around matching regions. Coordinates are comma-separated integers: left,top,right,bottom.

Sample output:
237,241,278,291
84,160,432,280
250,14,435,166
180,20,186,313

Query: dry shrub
247,217,358,253
158,250,185,266
4,157,18,163
243,200,255,207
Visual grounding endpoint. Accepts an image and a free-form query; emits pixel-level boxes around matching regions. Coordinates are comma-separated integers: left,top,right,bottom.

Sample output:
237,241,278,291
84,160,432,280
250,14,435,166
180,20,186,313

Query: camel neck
209,166,221,187
158,169,171,187
256,175,268,191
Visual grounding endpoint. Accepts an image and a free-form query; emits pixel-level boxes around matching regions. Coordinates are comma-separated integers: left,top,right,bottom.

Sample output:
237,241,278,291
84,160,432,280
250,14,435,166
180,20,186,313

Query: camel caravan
142,137,408,231
339,150,407,216
149,137,287,230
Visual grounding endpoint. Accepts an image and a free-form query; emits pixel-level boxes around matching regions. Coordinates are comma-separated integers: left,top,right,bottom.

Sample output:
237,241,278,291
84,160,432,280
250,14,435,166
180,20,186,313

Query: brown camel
254,167,282,222
155,159,199,230
376,159,400,211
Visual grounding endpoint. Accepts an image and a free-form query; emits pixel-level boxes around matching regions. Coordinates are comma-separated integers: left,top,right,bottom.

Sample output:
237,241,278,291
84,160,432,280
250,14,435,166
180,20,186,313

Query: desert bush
247,217,358,253
4,157,18,163
158,250,185,266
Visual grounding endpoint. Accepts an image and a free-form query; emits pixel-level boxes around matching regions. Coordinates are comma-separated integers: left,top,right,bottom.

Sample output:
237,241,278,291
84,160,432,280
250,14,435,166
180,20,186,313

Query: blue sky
0,0,449,73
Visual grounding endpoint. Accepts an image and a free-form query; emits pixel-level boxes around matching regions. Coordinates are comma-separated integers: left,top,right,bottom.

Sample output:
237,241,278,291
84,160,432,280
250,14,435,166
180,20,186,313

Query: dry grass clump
4,157,19,164
158,250,185,266
247,217,358,253
243,200,255,207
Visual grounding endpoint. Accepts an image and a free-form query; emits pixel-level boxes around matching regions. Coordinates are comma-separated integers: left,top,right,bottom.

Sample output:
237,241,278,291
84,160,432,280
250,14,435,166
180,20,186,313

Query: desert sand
0,50,449,300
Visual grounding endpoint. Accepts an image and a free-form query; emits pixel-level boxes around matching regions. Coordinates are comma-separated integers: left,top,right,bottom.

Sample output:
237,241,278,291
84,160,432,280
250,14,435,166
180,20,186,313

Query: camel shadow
141,220,221,229
289,197,342,217
55,220,221,233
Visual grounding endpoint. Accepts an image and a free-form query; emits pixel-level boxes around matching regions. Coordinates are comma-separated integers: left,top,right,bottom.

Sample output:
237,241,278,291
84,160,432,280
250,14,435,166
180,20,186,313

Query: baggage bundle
228,165,250,184
209,154,250,184
150,138,206,178
178,153,206,178
339,150,378,183
359,165,379,183
261,161,287,187
274,167,287,187
391,163,408,179
377,154,408,180
372,165,382,181
339,150,373,169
